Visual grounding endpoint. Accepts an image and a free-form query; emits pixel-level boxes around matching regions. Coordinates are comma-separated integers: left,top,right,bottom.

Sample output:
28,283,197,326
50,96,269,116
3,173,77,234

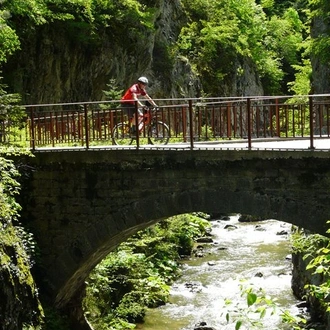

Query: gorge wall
1,0,264,105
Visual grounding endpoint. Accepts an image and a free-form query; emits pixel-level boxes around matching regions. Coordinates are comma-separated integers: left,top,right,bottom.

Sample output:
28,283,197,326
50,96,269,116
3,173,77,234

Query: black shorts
121,103,135,118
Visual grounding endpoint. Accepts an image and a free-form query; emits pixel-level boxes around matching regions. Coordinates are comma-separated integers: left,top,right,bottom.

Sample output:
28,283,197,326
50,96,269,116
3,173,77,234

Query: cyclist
120,76,158,133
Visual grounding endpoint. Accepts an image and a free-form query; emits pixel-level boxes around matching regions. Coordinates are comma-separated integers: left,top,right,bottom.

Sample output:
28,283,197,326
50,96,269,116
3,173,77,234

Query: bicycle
112,106,170,145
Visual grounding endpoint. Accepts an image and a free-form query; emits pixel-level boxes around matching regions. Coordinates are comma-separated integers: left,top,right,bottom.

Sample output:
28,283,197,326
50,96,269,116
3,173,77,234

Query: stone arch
53,186,323,309
17,149,330,329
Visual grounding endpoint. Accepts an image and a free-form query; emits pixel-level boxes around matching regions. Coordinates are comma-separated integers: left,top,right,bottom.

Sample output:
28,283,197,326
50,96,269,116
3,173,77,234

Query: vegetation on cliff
84,213,211,330
0,0,326,102
291,227,330,327
0,76,43,328
178,0,305,95
0,149,43,329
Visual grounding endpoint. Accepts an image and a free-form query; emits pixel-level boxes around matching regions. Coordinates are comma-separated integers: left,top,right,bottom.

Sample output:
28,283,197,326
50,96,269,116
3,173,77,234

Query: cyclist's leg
121,103,135,133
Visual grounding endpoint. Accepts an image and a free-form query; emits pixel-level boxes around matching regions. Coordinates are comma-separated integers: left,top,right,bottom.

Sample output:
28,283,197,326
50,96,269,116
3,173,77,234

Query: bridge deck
32,137,330,152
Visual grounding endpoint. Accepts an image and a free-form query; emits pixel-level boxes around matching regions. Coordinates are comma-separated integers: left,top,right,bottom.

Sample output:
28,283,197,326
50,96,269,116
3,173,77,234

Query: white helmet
138,76,148,85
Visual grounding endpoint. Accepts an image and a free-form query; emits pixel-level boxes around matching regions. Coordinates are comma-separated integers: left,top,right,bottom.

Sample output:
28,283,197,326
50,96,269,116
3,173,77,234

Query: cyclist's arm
131,92,145,107
145,94,158,107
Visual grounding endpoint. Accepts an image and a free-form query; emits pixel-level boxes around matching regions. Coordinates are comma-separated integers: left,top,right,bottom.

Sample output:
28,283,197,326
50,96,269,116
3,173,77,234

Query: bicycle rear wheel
112,123,134,145
148,121,170,145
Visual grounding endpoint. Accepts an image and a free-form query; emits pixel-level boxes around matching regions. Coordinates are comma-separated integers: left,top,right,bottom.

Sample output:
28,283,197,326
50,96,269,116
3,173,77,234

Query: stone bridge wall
17,149,330,314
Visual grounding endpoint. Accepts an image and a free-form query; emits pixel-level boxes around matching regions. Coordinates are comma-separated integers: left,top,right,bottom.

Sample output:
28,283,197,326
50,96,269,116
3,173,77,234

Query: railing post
227,102,231,139
84,104,90,149
309,95,314,150
275,98,280,137
188,99,194,149
50,111,55,148
134,101,140,149
247,97,252,149
30,107,36,151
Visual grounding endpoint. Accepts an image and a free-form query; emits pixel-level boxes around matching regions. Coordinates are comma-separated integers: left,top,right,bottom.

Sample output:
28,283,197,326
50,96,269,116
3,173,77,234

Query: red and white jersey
121,83,147,104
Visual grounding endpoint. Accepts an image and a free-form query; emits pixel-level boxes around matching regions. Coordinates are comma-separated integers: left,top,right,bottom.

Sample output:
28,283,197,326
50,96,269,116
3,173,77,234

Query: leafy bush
178,0,305,95
84,213,211,329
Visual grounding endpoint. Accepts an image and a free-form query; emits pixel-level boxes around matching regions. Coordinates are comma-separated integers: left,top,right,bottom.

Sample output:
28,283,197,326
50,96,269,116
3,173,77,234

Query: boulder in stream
194,321,217,330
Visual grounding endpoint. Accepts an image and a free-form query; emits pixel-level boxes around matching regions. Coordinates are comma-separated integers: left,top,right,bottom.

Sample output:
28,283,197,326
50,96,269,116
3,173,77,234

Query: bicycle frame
112,106,170,145
133,107,154,133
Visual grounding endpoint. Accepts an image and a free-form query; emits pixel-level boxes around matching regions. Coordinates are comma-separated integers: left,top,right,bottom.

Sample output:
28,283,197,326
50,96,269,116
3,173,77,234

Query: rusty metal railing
3,94,330,151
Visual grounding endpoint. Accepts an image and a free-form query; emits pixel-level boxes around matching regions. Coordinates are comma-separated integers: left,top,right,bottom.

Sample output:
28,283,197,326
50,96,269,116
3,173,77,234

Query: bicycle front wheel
112,122,134,145
148,121,170,145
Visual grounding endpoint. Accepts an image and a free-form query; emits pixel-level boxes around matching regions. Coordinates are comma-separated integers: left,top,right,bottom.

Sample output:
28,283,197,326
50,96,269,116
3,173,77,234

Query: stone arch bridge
18,148,330,329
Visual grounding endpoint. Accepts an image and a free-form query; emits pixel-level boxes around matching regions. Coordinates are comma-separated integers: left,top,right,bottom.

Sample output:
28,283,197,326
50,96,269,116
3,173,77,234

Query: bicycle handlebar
140,106,159,112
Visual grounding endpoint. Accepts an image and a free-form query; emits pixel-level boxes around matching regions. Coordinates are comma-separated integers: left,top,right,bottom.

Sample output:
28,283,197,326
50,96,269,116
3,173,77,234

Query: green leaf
247,292,257,307
315,265,325,274
235,320,242,330
260,307,266,319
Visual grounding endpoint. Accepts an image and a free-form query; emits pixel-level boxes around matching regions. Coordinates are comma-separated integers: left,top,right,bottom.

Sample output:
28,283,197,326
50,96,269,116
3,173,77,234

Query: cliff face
0,224,43,329
310,17,330,94
291,251,330,328
2,0,263,105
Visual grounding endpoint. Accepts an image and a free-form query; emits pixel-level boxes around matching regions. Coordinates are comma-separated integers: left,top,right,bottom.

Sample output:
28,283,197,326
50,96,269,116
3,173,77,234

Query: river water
136,214,301,330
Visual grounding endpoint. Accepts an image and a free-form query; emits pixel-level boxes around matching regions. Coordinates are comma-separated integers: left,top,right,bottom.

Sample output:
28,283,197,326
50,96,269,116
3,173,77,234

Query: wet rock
205,228,213,235
195,251,204,258
220,215,231,221
276,230,288,235
207,261,216,266
255,225,266,231
305,322,326,330
196,237,213,243
238,214,265,222
194,321,217,330
278,272,287,276
185,282,202,293
255,272,263,277
210,213,230,220
224,224,237,230
297,301,309,308
193,245,206,257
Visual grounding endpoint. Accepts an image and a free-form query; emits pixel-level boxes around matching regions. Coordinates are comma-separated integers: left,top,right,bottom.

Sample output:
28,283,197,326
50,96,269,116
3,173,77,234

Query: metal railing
2,94,330,151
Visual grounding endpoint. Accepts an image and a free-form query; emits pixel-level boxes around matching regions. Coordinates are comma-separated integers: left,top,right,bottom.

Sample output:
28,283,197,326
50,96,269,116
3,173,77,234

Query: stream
136,214,301,330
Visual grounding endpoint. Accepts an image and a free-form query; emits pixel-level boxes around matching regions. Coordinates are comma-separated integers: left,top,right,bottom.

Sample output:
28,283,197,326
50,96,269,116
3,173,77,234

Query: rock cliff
2,0,263,105
0,224,42,330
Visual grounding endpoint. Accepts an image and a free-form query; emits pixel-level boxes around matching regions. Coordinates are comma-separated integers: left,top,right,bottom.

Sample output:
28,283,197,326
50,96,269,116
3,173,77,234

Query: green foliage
0,0,319,98
178,0,306,95
0,155,21,221
4,0,48,24
84,213,211,329
0,75,26,145
223,282,277,329
0,148,43,328
0,11,20,64
100,78,123,109
291,225,330,322
307,0,330,65
41,307,70,330
102,79,123,101
223,282,307,329
287,59,312,95
0,0,156,52
291,226,329,255
298,223,330,313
